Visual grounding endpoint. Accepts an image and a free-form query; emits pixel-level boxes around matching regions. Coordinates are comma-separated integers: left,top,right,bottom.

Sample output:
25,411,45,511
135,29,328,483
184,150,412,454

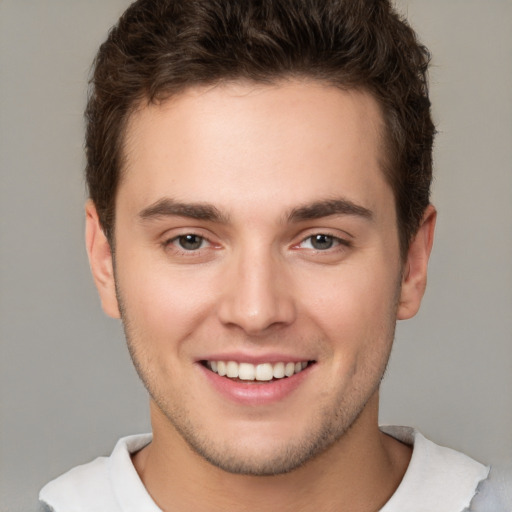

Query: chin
160,398,368,477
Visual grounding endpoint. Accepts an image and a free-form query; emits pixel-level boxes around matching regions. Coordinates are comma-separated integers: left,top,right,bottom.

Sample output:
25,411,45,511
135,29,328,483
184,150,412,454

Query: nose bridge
218,240,296,334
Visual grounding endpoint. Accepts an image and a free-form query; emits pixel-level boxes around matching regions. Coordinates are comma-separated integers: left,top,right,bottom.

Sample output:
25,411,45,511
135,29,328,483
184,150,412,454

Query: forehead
119,80,391,218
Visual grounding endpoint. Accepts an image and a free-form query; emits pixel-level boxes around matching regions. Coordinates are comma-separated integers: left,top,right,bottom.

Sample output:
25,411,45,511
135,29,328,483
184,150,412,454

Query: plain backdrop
1,1,511,511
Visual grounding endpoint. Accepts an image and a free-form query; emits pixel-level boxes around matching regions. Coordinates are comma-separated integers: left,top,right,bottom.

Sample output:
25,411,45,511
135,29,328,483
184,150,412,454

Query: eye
310,234,335,250
174,234,207,251
161,231,220,262
301,234,341,250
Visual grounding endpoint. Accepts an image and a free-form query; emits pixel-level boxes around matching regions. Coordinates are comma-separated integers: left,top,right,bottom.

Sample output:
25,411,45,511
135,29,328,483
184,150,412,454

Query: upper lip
196,352,314,364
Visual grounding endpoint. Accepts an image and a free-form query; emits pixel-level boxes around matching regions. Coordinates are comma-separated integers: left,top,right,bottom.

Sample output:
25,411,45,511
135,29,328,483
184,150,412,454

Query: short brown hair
86,0,434,256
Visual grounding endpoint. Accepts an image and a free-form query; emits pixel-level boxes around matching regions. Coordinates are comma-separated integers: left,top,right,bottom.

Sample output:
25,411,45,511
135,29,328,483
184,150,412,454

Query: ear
397,204,437,320
85,200,121,319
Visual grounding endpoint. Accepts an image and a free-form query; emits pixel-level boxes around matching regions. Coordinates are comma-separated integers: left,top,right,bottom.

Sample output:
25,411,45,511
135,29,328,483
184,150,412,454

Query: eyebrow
138,197,373,225
286,198,373,223
139,198,229,223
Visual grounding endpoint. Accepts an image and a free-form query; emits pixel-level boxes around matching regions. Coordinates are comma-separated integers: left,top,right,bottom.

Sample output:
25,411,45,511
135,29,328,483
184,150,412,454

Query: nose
217,247,297,335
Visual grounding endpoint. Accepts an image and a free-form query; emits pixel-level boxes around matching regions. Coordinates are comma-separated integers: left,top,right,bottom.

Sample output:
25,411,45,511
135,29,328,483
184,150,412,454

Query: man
38,0,509,510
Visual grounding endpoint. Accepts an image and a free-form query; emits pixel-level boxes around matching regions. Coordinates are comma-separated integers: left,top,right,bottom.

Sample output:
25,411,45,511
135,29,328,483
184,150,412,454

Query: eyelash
164,234,213,254
163,232,351,256
296,233,352,252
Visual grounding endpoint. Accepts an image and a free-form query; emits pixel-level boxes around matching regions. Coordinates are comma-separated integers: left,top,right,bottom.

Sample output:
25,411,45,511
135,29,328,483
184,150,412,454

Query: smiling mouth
201,360,315,382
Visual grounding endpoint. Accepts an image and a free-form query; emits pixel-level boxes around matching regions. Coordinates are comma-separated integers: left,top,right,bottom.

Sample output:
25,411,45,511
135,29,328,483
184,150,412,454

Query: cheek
115,254,217,346
300,261,400,349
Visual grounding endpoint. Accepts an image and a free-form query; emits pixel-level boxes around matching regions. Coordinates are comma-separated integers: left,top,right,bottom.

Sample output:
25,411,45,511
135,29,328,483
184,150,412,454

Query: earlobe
397,204,437,320
85,200,121,319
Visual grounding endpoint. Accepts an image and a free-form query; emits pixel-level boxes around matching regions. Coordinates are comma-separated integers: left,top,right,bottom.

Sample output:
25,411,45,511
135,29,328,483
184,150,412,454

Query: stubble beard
116,279,399,477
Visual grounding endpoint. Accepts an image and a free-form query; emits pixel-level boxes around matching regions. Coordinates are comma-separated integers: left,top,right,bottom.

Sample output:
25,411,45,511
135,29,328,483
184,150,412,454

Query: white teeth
284,362,295,377
217,361,227,376
238,362,255,380
226,361,239,378
255,363,273,381
272,362,285,379
206,360,310,381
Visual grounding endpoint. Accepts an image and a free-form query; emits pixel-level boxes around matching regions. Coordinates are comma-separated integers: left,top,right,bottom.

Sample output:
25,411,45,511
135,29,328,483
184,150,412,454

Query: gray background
1,1,511,511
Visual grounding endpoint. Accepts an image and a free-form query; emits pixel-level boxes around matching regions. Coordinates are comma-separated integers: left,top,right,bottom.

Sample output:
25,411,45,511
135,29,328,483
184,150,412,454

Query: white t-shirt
39,426,492,512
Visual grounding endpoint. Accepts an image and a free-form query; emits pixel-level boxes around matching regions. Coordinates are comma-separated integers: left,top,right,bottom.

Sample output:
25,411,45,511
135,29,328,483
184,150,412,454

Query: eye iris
311,234,334,250
178,234,203,250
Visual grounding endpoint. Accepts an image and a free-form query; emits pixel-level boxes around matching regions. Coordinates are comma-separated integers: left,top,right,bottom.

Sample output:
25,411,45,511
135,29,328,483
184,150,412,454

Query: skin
86,80,436,511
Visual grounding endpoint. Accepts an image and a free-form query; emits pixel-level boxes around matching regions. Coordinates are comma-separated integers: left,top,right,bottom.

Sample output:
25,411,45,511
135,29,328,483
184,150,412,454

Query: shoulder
466,464,512,511
38,434,152,512
39,454,116,512
380,426,491,512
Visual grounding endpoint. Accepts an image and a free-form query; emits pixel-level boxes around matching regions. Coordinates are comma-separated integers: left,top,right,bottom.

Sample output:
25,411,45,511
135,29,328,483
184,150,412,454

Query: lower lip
198,363,313,405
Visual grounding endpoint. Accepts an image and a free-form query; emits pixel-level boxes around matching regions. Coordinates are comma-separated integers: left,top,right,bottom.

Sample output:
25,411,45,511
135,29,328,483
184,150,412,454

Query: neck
132,393,412,512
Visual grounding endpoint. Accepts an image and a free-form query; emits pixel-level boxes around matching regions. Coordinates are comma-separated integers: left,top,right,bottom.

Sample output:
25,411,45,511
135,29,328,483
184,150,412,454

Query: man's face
89,81,423,475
